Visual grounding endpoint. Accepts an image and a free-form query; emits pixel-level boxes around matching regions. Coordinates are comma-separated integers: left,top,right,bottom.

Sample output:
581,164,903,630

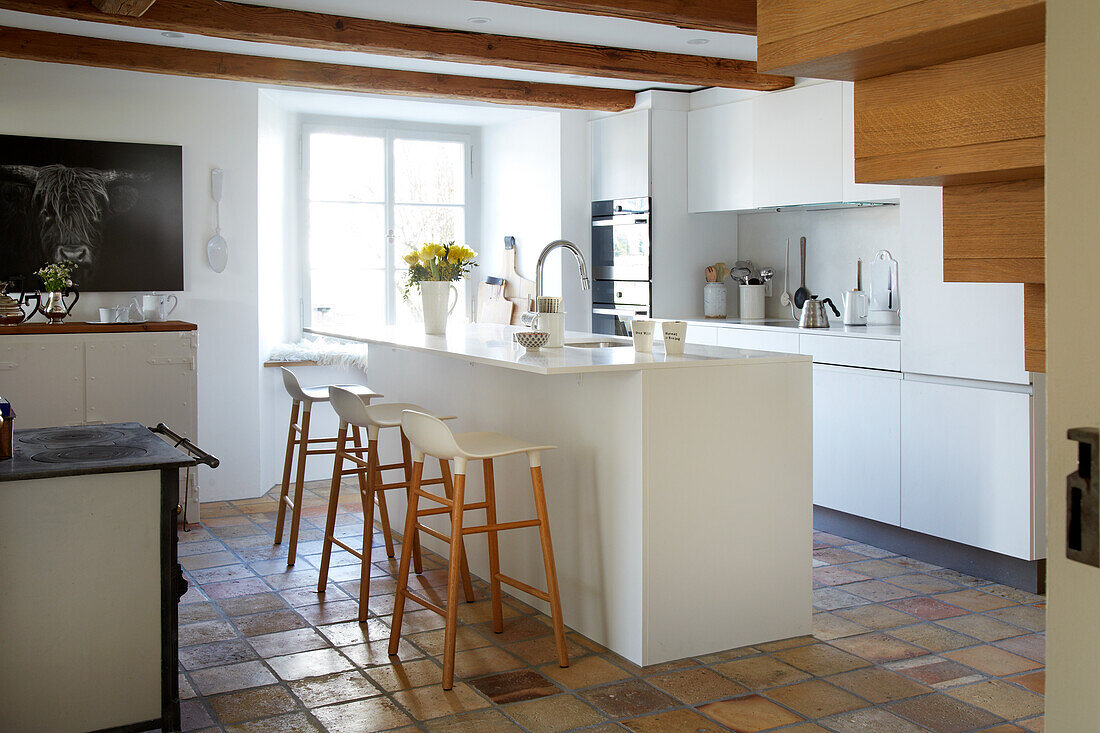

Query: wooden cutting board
501,236,535,325
476,277,514,324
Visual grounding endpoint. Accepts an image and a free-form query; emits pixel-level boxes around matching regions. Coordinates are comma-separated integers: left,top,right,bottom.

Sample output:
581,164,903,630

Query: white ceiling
0,1,757,94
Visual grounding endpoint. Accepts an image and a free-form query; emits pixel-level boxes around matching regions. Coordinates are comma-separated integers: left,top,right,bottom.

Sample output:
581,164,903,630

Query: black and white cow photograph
0,134,183,292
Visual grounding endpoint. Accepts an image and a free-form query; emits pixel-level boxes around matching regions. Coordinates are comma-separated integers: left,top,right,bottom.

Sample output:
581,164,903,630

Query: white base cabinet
813,365,902,525
900,378,1037,560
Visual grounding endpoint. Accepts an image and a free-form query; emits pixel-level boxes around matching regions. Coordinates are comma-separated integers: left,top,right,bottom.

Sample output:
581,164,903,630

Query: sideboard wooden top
0,321,197,335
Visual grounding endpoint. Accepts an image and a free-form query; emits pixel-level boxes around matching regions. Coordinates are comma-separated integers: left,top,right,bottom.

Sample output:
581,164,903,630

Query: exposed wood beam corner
92,0,157,16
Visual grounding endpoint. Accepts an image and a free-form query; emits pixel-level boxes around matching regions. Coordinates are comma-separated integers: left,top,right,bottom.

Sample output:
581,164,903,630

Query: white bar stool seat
318,388,475,623
389,409,569,690
275,367,381,566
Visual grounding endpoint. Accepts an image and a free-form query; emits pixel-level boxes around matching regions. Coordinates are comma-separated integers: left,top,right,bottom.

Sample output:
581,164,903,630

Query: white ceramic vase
420,280,458,335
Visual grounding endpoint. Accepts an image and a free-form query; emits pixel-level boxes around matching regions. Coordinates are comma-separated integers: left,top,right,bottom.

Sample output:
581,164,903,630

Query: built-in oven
591,197,651,281
591,198,651,336
592,280,650,337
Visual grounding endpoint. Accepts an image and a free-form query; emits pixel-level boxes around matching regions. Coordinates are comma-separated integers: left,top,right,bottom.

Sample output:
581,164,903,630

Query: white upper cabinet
590,110,650,201
687,101,753,213
687,81,900,212
752,82,843,209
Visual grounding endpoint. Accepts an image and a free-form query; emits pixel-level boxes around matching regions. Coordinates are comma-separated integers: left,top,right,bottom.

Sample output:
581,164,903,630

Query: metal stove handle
149,423,220,468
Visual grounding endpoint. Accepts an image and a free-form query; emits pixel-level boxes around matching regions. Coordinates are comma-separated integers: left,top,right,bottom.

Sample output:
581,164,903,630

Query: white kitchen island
315,323,813,666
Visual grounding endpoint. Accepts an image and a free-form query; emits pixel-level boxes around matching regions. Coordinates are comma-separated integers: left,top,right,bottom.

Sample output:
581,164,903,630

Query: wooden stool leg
388,460,424,657
274,401,300,545
441,471,468,690
354,427,395,558
400,432,424,575
531,465,569,668
482,459,504,632
317,421,347,593
440,459,475,603
357,434,380,623
286,405,312,566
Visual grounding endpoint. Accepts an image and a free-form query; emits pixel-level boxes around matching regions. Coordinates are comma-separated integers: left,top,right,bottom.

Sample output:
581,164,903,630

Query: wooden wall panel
1024,283,1045,372
943,179,1044,260
943,258,1044,284
856,138,1044,187
856,44,1044,157
757,0,1045,80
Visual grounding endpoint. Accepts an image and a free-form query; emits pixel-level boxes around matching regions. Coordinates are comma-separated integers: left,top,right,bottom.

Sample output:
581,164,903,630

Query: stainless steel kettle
799,295,840,329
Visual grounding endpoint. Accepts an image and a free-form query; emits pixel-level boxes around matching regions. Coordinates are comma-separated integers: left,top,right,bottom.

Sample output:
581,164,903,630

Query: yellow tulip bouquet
401,241,478,300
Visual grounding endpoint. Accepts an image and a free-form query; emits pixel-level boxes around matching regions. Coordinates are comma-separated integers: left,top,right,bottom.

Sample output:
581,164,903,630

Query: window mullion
384,130,397,326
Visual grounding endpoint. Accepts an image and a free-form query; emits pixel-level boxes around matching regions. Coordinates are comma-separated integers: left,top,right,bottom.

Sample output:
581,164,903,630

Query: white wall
0,58,262,502
479,112,564,303
1047,2,1100,728
737,205,901,320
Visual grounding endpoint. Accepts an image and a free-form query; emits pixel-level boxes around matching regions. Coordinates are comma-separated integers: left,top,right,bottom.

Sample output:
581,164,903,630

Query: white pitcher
420,281,458,335
142,293,179,322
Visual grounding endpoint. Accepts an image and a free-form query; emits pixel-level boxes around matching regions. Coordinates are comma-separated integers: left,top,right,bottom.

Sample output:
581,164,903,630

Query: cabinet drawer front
813,365,901,525
900,379,1034,559
716,327,800,354
685,323,718,346
799,334,900,371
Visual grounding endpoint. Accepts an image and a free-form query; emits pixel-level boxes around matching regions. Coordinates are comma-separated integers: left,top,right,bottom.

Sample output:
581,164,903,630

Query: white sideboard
0,325,200,517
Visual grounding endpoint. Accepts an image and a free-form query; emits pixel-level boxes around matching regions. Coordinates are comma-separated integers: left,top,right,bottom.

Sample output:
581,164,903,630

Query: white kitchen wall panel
813,365,902,525
901,377,1035,559
0,337,85,428
687,101,753,213
590,110,650,201
899,186,1028,384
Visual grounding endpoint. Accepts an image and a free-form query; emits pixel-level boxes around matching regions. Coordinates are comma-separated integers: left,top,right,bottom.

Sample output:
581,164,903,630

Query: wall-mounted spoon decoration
206,168,228,273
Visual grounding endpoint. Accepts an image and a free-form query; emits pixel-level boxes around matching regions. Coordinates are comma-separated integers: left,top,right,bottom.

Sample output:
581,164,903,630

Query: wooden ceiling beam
0,26,638,111
91,0,156,16
0,0,790,90
480,0,757,34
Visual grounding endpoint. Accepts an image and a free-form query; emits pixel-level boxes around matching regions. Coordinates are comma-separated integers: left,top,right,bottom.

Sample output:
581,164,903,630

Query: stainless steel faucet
523,240,590,325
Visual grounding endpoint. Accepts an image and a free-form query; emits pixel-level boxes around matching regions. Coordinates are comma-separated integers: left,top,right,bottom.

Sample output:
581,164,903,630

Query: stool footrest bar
495,573,550,602
417,501,489,518
329,537,363,559
415,523,451,543
463,519,541,535
403,590,446,617
414,491,453,507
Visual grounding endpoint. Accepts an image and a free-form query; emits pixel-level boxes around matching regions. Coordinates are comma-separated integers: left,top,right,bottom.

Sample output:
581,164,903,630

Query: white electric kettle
142,293,179,322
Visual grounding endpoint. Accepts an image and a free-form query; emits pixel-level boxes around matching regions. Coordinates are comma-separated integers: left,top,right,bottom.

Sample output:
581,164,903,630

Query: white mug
537,312,565,348
661,321,687,355
143,293,179,322
631,319,656,353
842,290,869,326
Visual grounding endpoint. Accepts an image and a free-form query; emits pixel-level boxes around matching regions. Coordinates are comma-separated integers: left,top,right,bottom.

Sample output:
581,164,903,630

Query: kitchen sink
564,340,633,348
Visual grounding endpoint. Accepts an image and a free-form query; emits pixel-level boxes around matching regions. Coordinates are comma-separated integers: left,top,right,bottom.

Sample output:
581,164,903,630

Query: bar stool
319,387,475,623
274,368,381,566
389,409,569,690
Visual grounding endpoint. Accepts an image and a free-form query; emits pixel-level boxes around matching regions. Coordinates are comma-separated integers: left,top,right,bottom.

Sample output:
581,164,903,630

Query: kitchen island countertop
306,323,809,375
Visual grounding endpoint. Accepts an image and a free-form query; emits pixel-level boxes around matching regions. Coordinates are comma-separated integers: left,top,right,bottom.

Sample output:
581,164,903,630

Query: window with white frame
303,124,472,332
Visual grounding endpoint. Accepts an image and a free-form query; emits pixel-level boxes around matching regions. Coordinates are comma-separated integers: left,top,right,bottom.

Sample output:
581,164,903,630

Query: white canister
537,312,565,347
703,282,727,319
661,321,687,355
739,284,765,320
631,319,656,353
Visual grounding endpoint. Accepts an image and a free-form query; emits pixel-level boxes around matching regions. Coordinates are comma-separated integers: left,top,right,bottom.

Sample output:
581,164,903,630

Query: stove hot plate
30,445,150,463
20,427,128,446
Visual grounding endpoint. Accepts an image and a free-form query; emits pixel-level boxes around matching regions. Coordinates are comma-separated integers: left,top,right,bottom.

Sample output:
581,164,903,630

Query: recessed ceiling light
161,31,185,39
467,16,491,25
686,38,710,45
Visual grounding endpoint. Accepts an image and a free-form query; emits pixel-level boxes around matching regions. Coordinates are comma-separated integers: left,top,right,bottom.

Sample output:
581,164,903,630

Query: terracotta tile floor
177,483,1045,732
